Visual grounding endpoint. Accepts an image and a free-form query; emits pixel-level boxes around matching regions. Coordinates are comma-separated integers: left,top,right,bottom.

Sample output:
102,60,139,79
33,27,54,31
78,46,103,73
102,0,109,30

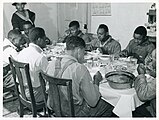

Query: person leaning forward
46,36,113,117
16,27,49,103
91,24,121,55
133,49,156,117
116,26,155,63
3,29,23,89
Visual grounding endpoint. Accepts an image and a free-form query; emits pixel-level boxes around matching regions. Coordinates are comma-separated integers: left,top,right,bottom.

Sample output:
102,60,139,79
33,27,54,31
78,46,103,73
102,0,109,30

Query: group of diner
3,2,156,117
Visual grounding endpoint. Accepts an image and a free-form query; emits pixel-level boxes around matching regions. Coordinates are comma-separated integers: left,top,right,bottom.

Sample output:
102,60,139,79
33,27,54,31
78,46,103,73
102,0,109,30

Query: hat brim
12,2,27,6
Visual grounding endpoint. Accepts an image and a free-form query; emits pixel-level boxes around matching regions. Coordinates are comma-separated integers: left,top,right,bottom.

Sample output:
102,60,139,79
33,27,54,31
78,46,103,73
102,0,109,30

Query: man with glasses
117,26,155,63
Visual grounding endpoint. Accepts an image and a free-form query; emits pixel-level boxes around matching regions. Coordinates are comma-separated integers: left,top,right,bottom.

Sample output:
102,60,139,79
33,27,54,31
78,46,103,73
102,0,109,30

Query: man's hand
137,63,146,74
113,53,120,60
93,71,102,86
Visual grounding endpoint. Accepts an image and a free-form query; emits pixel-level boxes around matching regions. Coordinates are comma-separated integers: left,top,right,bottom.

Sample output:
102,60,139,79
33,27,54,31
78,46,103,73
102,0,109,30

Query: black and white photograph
1,0,158,119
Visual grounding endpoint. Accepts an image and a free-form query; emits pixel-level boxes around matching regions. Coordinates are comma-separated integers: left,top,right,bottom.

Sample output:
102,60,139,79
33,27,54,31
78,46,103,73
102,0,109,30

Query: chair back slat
39,72,75,117
9,57,46,117
15,67,27,99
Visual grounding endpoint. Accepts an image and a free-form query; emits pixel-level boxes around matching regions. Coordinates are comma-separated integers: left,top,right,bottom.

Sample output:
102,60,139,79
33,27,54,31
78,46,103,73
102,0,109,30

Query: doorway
57,3,91,38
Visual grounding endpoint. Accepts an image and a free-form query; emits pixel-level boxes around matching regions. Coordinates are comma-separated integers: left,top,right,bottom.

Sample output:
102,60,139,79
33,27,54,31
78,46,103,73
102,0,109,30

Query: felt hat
12,2,27,6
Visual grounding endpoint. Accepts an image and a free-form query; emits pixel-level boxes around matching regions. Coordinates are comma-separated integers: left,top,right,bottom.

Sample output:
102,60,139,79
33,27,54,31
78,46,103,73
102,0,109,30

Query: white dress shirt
3,38,18,67
16,43,49,88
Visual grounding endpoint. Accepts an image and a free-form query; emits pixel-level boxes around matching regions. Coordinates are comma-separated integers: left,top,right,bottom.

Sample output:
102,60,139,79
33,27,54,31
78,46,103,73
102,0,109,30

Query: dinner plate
100,54,110,57
99,55,110,61
56,43,65,46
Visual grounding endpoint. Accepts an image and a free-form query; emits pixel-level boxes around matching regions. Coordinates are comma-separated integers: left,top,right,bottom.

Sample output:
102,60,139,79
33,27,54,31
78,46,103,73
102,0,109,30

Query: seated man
3,29,23,97
16,27,49,103
117,26,155,63
46,36,113,117
62,20,91,44
133,49,156,117
91,24,121,55
22,21,52,46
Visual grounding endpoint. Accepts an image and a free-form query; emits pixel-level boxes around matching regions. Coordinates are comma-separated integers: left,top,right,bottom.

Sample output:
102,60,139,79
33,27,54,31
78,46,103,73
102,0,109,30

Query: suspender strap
54,57,76,78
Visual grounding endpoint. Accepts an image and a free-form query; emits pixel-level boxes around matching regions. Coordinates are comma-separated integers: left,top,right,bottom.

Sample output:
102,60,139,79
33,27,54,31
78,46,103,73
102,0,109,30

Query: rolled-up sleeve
134,74,156,101
112,41,121,54
38,56,49,73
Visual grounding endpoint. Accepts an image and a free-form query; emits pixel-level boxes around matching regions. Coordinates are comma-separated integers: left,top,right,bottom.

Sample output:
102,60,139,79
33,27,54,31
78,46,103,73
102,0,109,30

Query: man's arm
134,74,156,101
147,43,155,55
77,65,101,107
111,41,121,54
119,40,134,57
82,34,91,43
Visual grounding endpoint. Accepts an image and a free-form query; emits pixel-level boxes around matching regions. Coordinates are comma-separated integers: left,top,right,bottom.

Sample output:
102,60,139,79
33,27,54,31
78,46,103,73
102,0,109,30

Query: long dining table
85,52,144,118
44,44,144,117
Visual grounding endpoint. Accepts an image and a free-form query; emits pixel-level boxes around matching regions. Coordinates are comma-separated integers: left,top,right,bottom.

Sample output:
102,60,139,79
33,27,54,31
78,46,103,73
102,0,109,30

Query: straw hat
12,2,27,6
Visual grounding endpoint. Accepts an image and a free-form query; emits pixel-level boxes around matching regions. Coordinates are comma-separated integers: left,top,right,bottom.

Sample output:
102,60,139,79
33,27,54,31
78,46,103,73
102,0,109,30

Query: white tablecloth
99,82,144,117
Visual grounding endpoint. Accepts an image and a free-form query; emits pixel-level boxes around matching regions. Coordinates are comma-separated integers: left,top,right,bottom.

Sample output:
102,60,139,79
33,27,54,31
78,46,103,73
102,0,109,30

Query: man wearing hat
11,2,35,31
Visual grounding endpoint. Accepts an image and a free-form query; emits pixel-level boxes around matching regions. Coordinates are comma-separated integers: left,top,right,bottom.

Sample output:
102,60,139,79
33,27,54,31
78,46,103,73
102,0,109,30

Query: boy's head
69,21,80,36
97,24,109,42
133,26,147,44
7,29,22,48
66,36,86,63
29,27,47,49
23,21,33,36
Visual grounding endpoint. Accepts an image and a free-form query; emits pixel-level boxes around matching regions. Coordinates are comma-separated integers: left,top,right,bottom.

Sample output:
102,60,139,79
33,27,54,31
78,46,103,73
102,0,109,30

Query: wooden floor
3,99,36,118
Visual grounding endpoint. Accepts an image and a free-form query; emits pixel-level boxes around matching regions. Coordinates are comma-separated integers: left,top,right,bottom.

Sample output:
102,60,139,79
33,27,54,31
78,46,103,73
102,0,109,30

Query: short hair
29,27,46,43
66,36,86,50
7,29,21,39
98,24,109,33
134,26,147,37
69,21,80,28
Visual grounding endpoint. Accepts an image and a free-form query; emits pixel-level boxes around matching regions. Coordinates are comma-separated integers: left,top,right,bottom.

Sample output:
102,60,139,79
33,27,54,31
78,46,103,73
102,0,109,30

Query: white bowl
99,55,110,61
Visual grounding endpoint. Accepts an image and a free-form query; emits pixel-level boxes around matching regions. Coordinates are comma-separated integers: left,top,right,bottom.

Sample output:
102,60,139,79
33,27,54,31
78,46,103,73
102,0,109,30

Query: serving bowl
105,71,135,89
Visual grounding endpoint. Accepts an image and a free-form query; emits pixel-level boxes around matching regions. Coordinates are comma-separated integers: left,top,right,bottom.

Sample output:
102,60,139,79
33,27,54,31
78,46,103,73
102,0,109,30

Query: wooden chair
9,57,46,117
3,86,17,103
3,64,17,103
39,72,75,117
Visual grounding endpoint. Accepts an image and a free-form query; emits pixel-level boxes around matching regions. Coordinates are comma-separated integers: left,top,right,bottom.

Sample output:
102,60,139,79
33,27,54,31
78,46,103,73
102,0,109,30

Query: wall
3,3,152,48
91,3,152,49
3,3,58,42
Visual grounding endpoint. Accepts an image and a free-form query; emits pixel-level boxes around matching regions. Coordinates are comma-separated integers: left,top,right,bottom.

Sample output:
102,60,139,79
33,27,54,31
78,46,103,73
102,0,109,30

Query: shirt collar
29,43,43,53
133,38,150,46
62,54,78,62
100,35,112,47
77,30,83,37
3,38,17,49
